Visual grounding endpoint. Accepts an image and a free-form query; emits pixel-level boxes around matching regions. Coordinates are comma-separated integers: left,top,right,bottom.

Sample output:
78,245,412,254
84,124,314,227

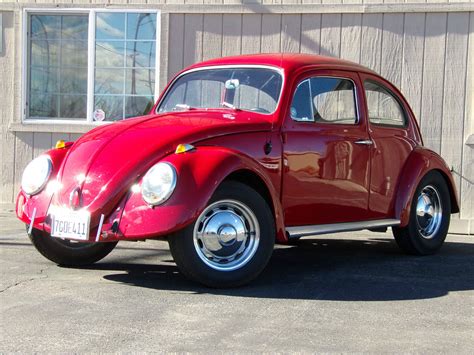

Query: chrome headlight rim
21,155,53,196
141,162,177,206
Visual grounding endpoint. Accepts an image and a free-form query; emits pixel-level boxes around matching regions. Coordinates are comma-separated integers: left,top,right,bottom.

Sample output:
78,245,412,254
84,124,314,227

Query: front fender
16,146,72,230
116,146,286,242
395,147,459,227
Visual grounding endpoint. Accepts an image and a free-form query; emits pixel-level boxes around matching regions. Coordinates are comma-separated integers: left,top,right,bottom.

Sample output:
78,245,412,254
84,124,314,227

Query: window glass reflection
94,12,157,121
28,14,88,120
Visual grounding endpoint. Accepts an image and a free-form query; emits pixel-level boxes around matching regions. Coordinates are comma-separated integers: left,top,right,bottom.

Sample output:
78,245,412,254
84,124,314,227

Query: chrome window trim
290,75,360,125
155,64,285,116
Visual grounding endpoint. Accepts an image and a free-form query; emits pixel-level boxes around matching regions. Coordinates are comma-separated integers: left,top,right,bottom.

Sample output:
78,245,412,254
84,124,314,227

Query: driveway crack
0,267,49,293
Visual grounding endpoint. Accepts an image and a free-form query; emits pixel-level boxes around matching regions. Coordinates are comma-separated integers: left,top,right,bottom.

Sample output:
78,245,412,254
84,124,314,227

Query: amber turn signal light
55,140,66,149
175,143,195,154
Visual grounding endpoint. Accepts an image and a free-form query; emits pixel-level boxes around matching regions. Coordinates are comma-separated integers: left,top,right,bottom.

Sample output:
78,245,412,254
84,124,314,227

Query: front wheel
28,228,118,266
393,171,451,255
168,181,275,288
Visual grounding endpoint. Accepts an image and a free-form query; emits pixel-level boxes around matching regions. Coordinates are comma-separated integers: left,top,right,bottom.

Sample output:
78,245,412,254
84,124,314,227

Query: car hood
52,111,272,218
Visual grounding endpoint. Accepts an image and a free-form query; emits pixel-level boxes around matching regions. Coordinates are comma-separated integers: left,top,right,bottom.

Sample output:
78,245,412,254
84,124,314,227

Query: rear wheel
393,171,451,255
168,181,275,288
28,227,117,266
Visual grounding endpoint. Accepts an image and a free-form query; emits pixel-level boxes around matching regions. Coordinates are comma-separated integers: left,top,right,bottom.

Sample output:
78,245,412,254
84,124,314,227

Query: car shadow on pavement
98,237,474,301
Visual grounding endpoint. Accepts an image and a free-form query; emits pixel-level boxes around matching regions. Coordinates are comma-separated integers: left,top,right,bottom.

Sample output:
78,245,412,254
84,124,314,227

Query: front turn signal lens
55,140,66,149
175,143,195,154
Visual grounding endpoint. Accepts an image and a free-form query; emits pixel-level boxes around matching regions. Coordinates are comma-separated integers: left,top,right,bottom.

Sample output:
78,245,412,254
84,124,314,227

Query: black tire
28,227,118,266
393,171,451,255
168,181,275,288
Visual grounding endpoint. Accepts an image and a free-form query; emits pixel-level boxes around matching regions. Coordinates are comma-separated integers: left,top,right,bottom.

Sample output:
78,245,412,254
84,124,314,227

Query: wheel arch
395,147,459,227
223,169,275,218
219,168,286,243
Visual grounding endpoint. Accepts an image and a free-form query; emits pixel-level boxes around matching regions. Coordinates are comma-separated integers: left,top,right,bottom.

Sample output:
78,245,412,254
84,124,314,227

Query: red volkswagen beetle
17,54,459,287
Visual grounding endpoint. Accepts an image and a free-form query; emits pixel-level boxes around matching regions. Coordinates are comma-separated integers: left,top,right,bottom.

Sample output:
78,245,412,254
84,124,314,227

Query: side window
364,80,406,127
310,77,357,125
290,80,313,122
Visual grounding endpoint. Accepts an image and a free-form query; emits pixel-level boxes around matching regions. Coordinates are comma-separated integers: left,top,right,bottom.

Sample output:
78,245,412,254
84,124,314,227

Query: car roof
187,53,377,76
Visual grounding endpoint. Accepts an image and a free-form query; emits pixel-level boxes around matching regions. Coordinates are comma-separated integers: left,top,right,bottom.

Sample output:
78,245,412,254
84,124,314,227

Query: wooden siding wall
0,5,472,232
167,11,473,225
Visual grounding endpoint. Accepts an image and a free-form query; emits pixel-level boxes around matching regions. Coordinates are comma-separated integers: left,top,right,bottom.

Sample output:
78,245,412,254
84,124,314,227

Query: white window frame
21,8,161,125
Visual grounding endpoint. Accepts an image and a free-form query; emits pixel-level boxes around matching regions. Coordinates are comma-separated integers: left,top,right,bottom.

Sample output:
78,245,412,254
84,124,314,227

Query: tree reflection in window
29,15,88,119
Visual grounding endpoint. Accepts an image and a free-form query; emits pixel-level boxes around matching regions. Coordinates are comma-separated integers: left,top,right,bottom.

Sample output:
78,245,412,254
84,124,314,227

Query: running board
286,219,400,239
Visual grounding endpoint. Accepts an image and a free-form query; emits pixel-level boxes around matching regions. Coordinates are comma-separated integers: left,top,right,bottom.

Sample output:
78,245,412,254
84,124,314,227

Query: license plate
50,207,90,241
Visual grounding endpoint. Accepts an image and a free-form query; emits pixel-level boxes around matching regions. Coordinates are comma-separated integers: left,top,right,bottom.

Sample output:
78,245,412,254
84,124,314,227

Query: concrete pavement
1,208,473,353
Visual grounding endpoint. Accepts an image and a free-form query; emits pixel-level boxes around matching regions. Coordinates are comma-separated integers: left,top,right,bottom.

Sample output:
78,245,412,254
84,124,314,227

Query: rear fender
395,147,459,227
117,146,286,242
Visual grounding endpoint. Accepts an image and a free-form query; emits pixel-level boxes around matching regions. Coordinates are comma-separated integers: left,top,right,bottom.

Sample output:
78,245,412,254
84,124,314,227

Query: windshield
157,67,283,115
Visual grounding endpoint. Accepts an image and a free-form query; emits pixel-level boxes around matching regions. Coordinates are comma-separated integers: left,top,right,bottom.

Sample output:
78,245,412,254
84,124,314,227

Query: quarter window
364,80,406,127
26,11,158,122
290,80,312,122
290,76,357,125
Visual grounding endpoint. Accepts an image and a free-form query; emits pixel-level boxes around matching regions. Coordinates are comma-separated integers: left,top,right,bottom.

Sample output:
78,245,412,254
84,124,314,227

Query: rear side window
290,76,357,125
364,80,406,127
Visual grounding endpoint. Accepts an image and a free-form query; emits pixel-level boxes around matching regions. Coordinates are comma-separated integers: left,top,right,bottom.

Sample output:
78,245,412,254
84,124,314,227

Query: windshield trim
155,64,285,116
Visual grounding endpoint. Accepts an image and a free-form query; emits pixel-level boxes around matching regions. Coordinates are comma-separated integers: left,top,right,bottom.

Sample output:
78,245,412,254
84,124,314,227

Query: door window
290,76,358,124
364,80,406,127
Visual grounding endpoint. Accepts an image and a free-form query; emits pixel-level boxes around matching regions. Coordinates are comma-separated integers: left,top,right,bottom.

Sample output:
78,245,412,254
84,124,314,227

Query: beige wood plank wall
1,7,472,233
165,11,474,223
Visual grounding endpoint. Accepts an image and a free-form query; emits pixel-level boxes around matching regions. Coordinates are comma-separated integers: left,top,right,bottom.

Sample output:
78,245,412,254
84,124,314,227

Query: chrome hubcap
193,199,260,271
415,185,442,239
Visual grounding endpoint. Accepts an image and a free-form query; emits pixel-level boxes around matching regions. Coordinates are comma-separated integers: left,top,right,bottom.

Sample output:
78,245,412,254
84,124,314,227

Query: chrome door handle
354,139,373,146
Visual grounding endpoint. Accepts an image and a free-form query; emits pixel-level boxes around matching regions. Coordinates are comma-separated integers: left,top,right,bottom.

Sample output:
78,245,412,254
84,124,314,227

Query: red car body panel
16,54,459,244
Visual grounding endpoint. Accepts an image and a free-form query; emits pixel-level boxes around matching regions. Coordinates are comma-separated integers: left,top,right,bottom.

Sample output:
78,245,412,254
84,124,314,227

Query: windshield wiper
221,101,239,110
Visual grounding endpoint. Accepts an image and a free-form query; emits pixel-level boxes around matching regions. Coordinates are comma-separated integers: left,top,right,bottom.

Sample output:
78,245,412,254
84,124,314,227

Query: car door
281,70,372,226
360,74,418,218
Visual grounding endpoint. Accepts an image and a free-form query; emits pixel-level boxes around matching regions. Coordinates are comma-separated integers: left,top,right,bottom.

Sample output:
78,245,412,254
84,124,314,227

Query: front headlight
141,162,177,205
21,155,52,195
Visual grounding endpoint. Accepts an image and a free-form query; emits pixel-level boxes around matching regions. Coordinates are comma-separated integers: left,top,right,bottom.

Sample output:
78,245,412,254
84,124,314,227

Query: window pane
125,96,154,118
95,69,124,94
126,41,155,68
29,94,58,118
96,41,125,68
31,40,59,67
60,95,87,119
96,13,125,40
291,80,313,122
310,77,357,125
94,95,124,121
60,68,87,94
30,67,58,93
28,14,88,120
31,15,60,39
93,12,156,121
364,81,406,127
127,13,157,40
61,41,88,67
62,16,88,40
125,69,155,96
